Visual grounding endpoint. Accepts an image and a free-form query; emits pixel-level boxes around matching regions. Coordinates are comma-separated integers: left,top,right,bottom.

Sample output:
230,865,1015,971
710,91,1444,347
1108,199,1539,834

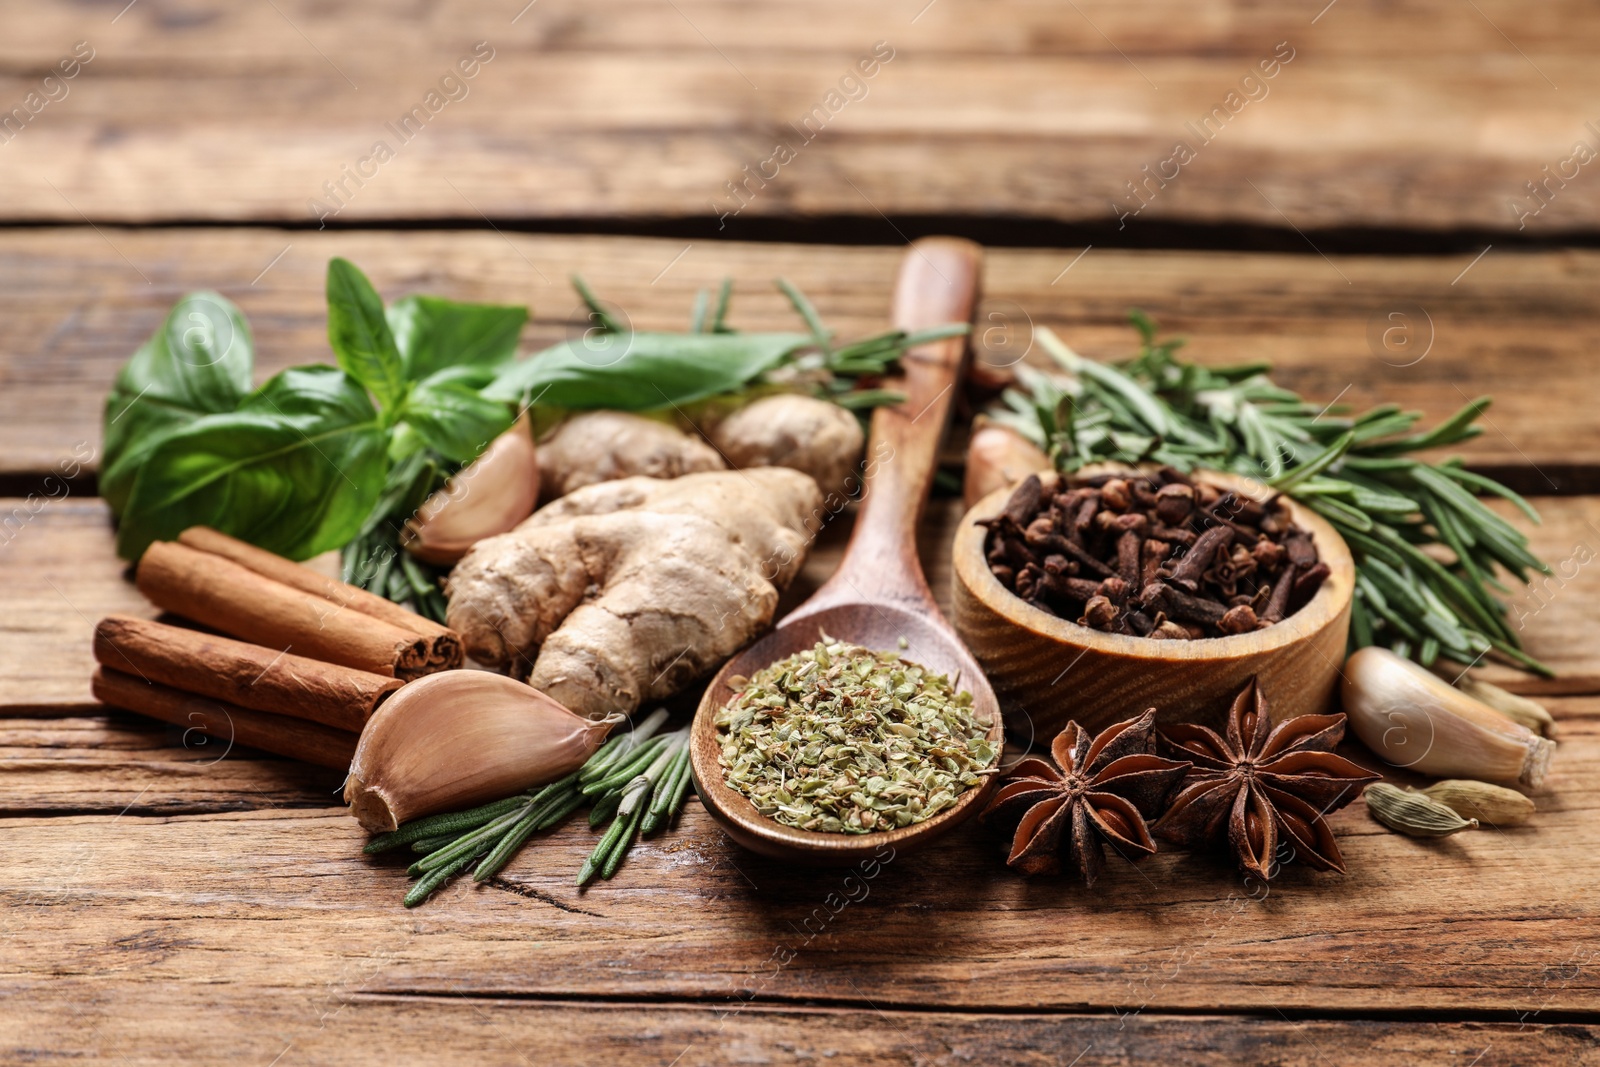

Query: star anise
980,710,1191,885
1152,678,1379,880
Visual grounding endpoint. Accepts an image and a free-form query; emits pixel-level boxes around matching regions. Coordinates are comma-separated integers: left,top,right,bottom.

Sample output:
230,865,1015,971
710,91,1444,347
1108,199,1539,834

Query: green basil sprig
104,259,526,562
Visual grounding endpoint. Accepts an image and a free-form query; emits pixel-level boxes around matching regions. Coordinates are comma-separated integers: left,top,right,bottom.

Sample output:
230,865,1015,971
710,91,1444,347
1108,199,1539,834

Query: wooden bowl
689,603,1005,866
951,470,1355,740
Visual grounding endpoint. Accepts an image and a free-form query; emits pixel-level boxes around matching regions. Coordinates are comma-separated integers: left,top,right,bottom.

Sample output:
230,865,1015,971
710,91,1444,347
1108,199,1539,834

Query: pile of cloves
980,468,1329,639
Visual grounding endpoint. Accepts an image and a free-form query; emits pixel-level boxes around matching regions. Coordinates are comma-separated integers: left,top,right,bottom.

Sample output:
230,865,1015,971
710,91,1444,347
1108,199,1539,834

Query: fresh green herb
100,291,255,515
104,258,525,564
482,274,966,411
716,637,997,833
988,314,1553,675
363,709,693,905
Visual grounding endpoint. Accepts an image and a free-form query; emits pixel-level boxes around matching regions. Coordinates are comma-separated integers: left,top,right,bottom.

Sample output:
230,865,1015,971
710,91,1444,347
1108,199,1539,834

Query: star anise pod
1152,678,1379,881
980,710,1191,885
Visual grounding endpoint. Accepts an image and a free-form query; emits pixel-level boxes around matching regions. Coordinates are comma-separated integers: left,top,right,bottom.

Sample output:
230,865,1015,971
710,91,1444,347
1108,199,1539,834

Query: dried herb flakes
716,637,997,834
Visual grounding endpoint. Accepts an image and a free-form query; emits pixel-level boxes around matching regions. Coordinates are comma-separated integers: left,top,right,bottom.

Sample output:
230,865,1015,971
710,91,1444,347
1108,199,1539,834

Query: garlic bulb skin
403,417,540,566
344,670,615,832
1342,647,1554,788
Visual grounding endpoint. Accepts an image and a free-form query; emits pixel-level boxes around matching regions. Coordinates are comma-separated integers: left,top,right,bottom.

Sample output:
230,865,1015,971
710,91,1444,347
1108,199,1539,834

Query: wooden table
3,3,1597,1064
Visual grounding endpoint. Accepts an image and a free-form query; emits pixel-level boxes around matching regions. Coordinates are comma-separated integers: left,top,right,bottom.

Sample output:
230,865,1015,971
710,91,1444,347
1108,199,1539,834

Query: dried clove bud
1154,483,1195,525
981,467,1320,641
1218,604,1259,635
1080,595,1119,630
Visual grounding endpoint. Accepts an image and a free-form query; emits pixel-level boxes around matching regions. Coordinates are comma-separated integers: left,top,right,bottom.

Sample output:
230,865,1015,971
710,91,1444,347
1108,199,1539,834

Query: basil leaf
386,295,527,382
326,257,405,413
116,366,387,562
101,292,253,513
483,332,811,410
401,373,515,464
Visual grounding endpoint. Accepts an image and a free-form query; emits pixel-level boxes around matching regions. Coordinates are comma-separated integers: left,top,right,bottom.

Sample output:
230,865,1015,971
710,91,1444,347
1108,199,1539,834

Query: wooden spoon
689,237,1003,865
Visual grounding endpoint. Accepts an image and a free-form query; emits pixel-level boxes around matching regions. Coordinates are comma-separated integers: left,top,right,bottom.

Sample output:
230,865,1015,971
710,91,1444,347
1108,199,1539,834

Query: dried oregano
715,636,998,834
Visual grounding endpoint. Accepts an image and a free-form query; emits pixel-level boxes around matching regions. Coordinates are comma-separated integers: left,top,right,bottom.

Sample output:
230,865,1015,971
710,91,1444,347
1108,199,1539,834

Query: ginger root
446,468,821,719
706,394,864,497
537,410,724,499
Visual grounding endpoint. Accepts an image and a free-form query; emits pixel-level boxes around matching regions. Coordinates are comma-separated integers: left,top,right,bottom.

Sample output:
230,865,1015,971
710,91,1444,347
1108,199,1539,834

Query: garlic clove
963,421,1049,510
344,669,616,832
402,416,540,565
1342,647,1554,789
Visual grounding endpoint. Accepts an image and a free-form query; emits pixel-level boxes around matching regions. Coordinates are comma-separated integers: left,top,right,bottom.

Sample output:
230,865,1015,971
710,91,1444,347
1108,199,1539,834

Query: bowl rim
953,467,1356,662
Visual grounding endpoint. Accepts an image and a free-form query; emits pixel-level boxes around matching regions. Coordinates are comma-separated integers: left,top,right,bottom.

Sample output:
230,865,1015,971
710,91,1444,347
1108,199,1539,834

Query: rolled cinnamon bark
93,615,402,732
92,666,358,769
177,526,463,671
136,540,432,680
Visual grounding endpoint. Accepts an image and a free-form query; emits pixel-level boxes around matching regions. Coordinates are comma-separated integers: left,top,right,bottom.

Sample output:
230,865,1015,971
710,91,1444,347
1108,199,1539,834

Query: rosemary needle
364,795,527,854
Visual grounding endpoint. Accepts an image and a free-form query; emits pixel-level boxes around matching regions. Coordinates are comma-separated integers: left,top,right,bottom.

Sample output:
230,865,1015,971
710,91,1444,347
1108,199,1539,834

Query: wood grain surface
2,994,1589,1067
4,230,1600,485
0,1,1595,231
1,711,1595,1017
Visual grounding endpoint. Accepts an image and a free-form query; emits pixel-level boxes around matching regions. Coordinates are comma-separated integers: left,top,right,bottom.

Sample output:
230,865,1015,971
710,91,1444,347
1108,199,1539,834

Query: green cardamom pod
1420,779,1535,826
1364,782,1478,838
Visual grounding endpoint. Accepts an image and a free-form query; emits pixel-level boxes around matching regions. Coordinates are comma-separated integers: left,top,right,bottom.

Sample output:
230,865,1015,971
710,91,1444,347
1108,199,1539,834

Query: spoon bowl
689,603,1005,865
689,237,1000,866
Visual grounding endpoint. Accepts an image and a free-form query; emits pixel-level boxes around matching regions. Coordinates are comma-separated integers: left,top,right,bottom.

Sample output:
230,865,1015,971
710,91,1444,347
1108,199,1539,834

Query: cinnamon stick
136,540,433,680
177,526,462,671
93,615,401,732
92,666,357,769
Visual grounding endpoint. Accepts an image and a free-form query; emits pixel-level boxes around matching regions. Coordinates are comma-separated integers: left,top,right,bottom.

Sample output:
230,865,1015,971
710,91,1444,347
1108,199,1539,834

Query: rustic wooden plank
1,491,1591,711
1,717,1595,1014
0,993,1589,1067
3,230,1598,481
0,715,346,814
0,1,1594,230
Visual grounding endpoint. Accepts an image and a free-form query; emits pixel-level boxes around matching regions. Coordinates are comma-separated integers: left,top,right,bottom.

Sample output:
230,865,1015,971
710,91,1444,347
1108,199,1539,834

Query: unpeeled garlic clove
1342,647,1554,789
963,421,1049,510
403,416,539,565
344,670,615,832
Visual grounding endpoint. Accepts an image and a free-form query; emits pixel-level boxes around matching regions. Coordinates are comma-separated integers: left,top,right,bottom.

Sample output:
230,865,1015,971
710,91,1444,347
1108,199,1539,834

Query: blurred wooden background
1,2,1597,1064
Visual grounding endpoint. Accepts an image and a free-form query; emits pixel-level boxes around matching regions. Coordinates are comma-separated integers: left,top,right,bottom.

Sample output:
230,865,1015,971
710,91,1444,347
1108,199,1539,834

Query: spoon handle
799,237,983,616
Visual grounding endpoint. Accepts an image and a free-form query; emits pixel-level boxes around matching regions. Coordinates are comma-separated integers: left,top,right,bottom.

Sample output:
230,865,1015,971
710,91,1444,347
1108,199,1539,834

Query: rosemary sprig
341,448,452,623
363,709,696,906
987,313,1553,676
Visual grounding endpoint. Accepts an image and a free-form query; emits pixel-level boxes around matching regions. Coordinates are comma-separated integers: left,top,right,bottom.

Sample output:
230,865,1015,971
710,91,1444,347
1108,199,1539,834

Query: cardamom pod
1455,677,1558,740
1420,779,1535,826
1364,782,1478,838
